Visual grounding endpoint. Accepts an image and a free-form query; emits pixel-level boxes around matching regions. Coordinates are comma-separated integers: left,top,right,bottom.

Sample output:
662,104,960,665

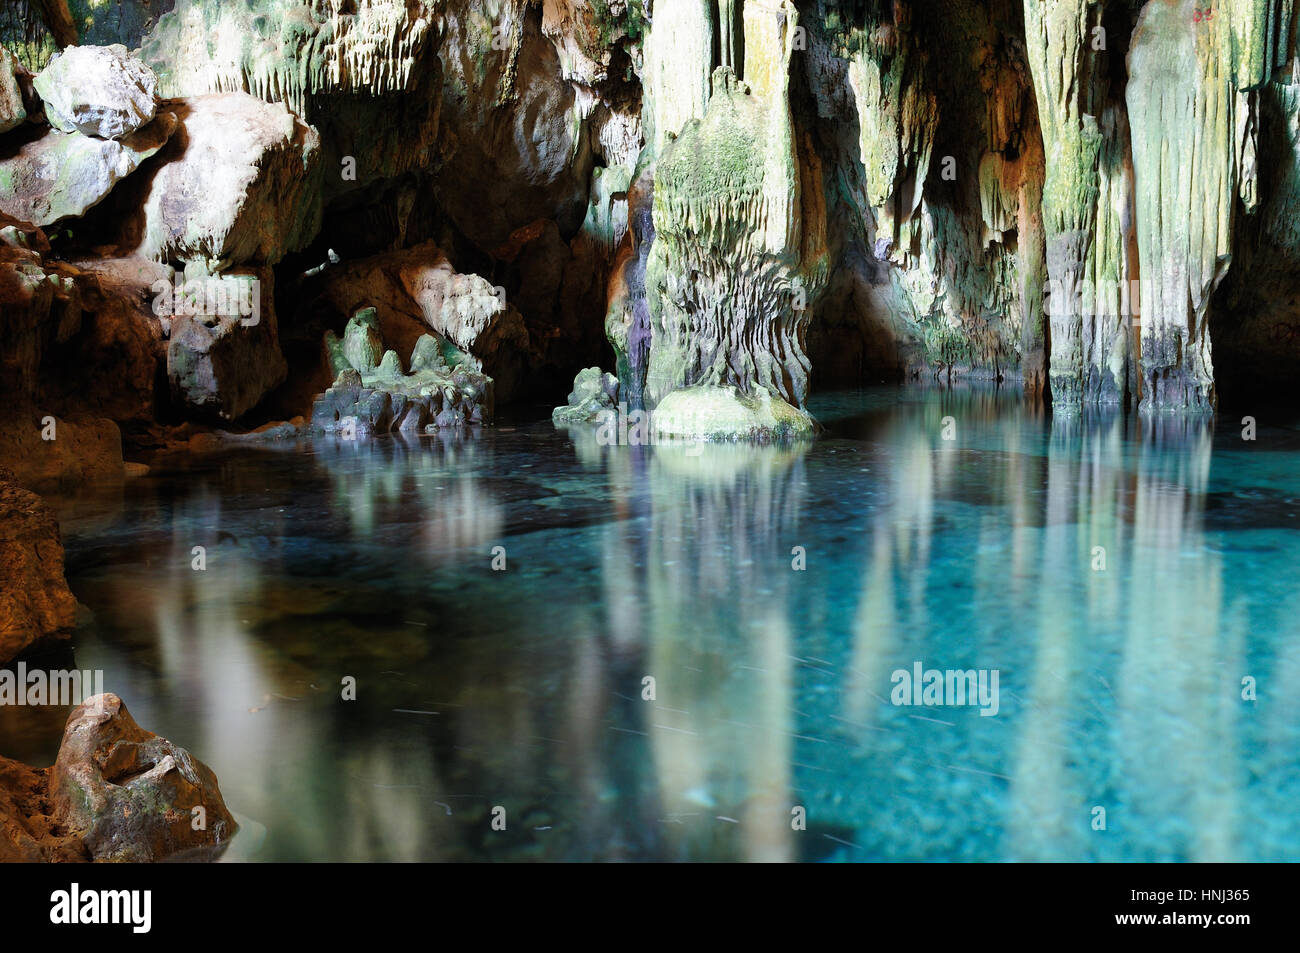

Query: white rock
34,44,158,140
0,46,26,135
0,112,177,226
134,93,322,270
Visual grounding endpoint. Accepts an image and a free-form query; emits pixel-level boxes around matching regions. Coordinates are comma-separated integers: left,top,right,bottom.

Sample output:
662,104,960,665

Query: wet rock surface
49,693,237,862
552,366,620,426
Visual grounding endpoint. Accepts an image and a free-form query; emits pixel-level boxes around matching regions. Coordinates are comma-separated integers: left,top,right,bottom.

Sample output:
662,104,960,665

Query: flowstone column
1126,0,1282,412
642,0,830,440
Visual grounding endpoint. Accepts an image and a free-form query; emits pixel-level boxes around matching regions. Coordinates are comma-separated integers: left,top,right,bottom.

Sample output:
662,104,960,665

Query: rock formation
49,694,238,862
0,109,176,226
552,364,620,424
312,307,494,435
0,694,238,862
1,4,1299,433
3,0,1300,871
33,43,158,139
0,465,77,663
299,240,531,403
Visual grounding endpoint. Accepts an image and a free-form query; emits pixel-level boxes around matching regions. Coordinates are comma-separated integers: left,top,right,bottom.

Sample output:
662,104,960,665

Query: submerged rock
33,45,159,141
49,694,238,862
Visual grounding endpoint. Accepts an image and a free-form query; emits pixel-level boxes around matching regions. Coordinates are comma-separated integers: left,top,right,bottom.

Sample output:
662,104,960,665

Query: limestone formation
124,93,322,272
166,268,288,421
0,216,129,490
0,45,25,134
0,465,77,664
0,109,177,226
140,0,442,205
552,365,620,425
0,755,86,862
0,0,1298,452
33,44,159,140
1125,0,1281,412
637,0,828,438
1022,0,1127,408
301,241,531,403
312,308,494,436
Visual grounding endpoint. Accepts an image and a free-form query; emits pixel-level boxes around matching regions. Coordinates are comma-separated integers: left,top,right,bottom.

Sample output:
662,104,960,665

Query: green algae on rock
637,0,829,439
313,308,494,436
651,384,817,442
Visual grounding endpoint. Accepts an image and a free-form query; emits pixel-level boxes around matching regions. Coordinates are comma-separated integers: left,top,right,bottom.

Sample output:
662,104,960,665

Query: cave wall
3,0,1300,451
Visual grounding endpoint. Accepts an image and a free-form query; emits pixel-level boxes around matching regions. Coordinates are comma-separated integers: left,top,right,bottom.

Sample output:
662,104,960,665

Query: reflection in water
4,390,1298,861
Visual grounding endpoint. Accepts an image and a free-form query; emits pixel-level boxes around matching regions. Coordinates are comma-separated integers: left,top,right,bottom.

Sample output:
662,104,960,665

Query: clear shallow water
5,387,1300,861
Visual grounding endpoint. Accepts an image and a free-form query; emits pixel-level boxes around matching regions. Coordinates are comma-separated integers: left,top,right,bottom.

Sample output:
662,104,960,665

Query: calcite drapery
1022,0,1129,408
636,0,829,438
1125,0,1285,412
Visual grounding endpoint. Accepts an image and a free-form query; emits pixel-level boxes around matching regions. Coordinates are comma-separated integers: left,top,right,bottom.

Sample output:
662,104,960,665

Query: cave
0,0,1298,887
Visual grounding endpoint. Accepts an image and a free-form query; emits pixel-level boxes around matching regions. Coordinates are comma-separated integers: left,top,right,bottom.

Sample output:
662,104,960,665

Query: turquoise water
5,387,1300,861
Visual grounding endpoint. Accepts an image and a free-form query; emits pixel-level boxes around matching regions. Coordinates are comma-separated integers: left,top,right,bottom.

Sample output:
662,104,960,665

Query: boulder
0,755,87,862
139,0,440,200
130,93,322,271
166,268,287,421
0,111,178,227
552,366,620,426
33,45,159,140
0,45,25,135
0,417,126,495
650,385,817,443
0,466,78,664
49,694,238,862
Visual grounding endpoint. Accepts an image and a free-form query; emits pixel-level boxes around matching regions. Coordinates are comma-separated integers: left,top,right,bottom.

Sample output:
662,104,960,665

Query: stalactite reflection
9,391,1293,860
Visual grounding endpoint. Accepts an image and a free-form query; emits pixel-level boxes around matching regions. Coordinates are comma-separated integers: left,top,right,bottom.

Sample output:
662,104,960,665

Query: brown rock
0,755,88,863
49,694,238,862
0,465,77,664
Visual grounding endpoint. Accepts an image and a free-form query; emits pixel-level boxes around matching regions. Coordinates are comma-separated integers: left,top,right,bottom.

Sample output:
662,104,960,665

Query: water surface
5,388,1299,861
